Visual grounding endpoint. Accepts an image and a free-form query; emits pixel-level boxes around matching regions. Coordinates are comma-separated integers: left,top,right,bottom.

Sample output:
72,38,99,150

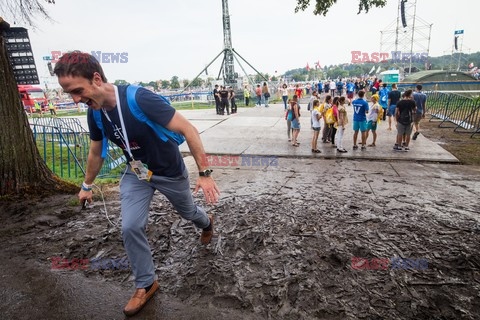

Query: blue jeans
256,95,261,105
263,94,269,106
120,167,209,288
282,95,288,109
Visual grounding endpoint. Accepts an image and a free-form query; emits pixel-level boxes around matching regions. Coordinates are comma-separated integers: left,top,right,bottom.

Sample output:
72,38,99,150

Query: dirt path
1,158,479,319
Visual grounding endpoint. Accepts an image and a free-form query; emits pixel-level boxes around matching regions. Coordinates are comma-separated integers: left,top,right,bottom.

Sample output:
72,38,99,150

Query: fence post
51,126,55,174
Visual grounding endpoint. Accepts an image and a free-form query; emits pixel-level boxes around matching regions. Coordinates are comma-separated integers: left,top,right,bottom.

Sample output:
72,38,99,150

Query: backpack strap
92,110,108,159
126,86,185,145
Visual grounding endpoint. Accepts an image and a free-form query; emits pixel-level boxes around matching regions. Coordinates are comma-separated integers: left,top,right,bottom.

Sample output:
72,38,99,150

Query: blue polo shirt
352,98,369,122
88,85,185,177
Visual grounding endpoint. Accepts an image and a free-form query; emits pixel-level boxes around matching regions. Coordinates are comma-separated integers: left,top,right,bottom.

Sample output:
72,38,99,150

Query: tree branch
296,0,387,16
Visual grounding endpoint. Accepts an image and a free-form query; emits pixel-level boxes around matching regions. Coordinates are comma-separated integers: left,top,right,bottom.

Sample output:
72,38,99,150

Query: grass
28,110,88,118
35,135,124,183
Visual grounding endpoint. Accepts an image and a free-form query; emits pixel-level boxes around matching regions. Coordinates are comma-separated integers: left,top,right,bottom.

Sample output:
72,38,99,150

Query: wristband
81,182,93,191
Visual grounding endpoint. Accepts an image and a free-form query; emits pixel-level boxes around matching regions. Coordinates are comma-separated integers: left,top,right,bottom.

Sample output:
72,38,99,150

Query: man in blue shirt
346,80,355,100
317,81,323,93
379,83,390,121
412,84,427,140
336,79,344,96
54,51,220,317
352,90,369,150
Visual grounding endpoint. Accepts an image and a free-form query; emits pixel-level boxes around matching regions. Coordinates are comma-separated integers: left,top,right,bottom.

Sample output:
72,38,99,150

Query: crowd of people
211,77,427,153
283,79,427,153
213,84,238,115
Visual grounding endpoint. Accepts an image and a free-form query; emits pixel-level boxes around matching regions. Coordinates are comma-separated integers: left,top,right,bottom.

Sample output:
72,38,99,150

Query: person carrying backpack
330,97,340,147
53,51,219,317
321,95,333,143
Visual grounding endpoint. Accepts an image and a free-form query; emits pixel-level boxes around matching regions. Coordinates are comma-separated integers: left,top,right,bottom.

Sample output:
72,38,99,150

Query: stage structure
380,0,433,76
183,0,266,92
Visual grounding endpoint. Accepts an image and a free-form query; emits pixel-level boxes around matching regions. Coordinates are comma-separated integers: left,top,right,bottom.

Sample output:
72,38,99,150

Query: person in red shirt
295,84,302,99
255,84,262,106
372,78,381,94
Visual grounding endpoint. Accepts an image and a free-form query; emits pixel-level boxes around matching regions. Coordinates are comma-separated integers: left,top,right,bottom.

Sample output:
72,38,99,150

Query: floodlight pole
182,0,266,93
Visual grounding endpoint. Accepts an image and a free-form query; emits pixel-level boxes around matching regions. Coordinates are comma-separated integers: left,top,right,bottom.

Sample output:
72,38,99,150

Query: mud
1,158,479,319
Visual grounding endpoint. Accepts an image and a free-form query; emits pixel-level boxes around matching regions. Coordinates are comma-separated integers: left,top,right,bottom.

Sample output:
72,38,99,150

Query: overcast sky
4,0,480,87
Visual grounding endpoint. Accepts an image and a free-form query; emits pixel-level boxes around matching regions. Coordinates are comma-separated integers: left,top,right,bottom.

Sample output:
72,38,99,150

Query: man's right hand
79,189,93,205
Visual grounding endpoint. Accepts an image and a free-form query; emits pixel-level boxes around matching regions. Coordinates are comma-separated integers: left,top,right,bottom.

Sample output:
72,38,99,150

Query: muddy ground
420,118,480,166
1,157,480,320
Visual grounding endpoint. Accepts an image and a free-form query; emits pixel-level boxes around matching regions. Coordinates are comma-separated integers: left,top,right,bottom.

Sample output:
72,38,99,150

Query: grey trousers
120,168,210,288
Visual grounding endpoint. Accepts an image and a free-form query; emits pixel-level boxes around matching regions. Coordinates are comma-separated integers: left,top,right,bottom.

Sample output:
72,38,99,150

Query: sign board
4,27,40,85
43,56,52,61
454,30,464,35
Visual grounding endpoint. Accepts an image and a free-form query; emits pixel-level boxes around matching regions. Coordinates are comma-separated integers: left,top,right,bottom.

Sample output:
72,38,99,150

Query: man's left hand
194,177,220,204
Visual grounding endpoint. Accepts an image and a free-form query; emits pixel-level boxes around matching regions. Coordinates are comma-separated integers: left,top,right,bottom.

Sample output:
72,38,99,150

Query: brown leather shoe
123,280,158,316
200,214,214,244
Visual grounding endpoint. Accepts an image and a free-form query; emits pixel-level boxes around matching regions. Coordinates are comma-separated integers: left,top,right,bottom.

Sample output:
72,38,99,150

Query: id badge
130,160,153,181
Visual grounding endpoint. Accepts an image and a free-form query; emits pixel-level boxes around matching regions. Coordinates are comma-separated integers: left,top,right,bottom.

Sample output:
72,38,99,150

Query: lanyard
101,85,135,160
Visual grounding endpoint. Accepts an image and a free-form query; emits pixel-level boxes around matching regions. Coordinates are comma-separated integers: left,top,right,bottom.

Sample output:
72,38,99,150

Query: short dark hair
53,51,107,82
416,84,423,91
404,89,413,97
358,90,365,98
383,83,387,88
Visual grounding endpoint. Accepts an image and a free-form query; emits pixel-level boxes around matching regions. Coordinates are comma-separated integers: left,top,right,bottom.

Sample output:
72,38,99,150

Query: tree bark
0,33,76,196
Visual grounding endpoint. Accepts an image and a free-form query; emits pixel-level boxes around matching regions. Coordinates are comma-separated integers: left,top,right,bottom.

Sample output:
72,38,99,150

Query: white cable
92,164,128,229
92,183,118,228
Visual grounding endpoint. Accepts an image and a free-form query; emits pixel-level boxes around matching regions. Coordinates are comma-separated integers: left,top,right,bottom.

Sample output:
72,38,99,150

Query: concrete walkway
58,102,458,163
179,103,459,163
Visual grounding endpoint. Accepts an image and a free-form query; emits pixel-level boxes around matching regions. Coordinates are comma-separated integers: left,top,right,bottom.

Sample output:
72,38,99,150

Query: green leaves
295,0,387,16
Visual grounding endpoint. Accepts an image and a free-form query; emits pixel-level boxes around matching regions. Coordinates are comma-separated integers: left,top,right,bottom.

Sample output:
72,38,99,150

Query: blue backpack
92,85,185,158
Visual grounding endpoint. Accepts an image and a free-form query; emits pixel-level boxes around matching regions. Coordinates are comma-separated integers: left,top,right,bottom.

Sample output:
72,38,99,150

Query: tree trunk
0,34,76,196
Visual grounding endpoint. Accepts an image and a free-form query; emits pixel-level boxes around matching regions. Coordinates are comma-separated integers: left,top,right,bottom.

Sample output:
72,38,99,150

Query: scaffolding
380,0,433,77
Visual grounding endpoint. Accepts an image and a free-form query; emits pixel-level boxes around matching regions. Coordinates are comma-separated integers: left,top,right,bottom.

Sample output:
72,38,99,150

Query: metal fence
30,118,126,180
425,91,480,138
